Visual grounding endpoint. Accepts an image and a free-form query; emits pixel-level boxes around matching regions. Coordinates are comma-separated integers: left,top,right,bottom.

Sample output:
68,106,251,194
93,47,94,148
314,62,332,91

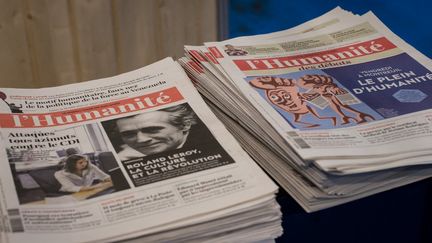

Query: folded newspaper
180,7,432,212
0,58,282,242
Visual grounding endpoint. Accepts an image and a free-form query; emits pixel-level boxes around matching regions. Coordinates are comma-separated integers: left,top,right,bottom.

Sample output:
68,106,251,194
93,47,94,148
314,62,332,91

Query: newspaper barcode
293,138,311,149
7,209,24,232
287,132,311,148
287,131,299,137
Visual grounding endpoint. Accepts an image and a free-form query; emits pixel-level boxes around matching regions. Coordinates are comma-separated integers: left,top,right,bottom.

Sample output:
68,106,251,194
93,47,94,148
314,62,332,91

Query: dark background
229,0,432,58
228,1,432,242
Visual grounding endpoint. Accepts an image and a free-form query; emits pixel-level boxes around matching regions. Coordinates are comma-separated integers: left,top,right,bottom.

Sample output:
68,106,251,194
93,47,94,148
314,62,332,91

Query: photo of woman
54,154,112,193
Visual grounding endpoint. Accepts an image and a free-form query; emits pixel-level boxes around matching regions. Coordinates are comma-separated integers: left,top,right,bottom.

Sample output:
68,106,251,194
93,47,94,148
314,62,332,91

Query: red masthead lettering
188,61,204,74
0,87,183,128
208,47,224,59
188,50,206,62
234,37,396,71
204,52,219,64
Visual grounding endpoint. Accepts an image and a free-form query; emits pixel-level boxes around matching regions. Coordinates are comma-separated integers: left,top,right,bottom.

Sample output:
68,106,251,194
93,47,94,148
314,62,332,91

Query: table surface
275,177,432,243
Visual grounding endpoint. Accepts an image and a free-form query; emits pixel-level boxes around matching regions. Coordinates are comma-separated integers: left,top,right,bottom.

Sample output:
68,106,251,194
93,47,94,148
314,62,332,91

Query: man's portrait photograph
102,103,216,161
101,103,235,186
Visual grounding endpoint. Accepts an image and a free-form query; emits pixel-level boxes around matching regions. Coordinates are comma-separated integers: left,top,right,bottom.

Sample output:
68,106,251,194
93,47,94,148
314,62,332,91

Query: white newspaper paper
204,13,432,172
0,58,278,242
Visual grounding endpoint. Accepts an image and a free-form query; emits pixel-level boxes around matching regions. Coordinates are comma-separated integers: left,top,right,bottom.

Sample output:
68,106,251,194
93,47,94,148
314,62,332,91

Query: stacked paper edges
179,7,432,212
0,59,281,242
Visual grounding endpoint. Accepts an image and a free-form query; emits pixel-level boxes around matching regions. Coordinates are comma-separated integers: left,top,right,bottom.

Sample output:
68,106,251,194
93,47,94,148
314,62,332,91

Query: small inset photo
6,124,130,205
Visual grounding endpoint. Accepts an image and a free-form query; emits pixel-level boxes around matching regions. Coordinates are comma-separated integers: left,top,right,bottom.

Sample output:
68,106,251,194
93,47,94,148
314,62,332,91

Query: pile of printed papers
0,58,282,242
180,7,432,212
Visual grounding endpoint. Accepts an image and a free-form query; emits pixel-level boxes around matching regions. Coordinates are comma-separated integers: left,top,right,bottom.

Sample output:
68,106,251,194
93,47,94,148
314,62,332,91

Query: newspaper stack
0,58,282,242
179,7,432,212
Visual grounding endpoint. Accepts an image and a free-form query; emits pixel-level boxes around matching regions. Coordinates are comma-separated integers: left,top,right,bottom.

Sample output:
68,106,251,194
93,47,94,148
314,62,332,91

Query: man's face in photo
116,111,190,156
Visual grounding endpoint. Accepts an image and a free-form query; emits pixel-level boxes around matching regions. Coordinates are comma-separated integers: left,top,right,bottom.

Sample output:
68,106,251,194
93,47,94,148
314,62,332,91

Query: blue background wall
229,0,432,58
228,1,432,242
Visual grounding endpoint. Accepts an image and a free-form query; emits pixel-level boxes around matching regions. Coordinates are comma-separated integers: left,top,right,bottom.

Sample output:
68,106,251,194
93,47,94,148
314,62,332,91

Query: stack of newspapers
0,59,282,242
179,7,432,212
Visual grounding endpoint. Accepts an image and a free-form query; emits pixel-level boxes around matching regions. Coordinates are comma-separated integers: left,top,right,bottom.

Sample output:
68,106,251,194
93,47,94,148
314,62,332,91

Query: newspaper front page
184,7,359,99
205,13,432,170
181,8,432,211
0,58,278,242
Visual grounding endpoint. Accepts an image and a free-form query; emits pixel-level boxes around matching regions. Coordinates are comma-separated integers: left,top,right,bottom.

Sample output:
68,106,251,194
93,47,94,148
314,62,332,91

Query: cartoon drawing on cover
297,74,374,124
249,76,337,128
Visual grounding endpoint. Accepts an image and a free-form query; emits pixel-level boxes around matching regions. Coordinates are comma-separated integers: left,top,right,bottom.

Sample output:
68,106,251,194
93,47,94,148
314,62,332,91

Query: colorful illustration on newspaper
246,52,432,130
